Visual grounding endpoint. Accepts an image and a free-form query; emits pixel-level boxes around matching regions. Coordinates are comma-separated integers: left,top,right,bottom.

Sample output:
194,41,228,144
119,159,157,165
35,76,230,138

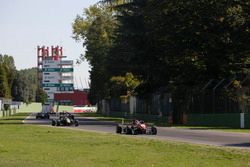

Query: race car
52,112,79,126
116,119,157,135
36,112,50,119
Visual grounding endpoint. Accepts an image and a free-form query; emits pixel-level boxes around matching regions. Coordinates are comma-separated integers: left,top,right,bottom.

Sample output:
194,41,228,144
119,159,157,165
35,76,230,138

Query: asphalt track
23,113,250,150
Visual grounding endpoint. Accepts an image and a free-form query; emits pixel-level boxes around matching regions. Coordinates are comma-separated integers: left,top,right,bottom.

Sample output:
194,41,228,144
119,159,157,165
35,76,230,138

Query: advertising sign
42,83,73,87
60,60,73,65
42,68,73,72
42,60,60,68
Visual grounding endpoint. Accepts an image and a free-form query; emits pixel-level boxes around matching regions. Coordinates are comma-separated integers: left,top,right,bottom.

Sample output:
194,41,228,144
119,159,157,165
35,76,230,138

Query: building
54,90,90,106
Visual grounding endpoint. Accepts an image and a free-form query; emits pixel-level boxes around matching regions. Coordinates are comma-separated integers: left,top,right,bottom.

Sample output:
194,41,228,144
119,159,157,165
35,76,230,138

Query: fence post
212,79,225,113
168,95,173,126
240,113,245,128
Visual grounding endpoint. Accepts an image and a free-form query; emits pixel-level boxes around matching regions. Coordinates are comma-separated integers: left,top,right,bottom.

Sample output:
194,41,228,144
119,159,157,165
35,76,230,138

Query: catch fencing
98,78,250,128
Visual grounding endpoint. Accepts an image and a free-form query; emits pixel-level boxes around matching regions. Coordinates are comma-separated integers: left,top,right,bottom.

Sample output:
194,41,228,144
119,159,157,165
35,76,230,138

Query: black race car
116,119,157,135
52,112,79,126
36,112,50,119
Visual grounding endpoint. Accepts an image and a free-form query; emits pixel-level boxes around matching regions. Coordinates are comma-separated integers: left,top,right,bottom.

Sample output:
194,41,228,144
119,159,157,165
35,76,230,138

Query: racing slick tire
74,120,79,127
151,127,157,135
56,120,60,126
116,125,122,133
52,119,56,126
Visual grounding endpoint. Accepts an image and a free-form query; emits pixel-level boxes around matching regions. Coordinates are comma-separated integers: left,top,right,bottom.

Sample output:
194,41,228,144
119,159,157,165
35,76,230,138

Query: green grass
1,114,250,167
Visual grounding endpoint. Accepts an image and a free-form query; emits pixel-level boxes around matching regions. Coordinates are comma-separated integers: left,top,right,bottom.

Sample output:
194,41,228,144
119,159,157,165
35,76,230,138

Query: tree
0,54,16,93
101,0,250,114
72,4,117,104
12,68,38,103
110,72,141,97
75,0,249,114
36,87,47,105
0,65,11,98
0,54,16,98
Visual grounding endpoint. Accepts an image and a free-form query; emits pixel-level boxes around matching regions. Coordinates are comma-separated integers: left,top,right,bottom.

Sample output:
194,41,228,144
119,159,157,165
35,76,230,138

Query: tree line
72,0,249,110
0,54,45,104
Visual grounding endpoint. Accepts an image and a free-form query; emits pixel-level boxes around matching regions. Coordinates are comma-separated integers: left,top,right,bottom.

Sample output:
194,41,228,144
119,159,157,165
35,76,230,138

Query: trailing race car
36,112,50,119
116,119,157,135
52,112,79,126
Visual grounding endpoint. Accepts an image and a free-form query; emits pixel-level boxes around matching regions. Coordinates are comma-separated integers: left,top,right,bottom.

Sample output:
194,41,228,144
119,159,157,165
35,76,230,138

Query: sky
0,0,100,89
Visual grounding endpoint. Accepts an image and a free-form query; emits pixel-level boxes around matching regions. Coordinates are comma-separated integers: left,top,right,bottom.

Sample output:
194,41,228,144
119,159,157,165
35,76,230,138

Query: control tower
37,46,74,103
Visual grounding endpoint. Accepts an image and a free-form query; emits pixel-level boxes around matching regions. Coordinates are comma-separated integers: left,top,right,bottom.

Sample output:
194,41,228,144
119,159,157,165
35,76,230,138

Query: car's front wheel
52,120,56,126
74,120,79,126
151,127,157,135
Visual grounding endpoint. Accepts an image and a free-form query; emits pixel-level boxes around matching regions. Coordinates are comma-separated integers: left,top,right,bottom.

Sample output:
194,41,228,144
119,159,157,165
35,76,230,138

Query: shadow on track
224,143,250,148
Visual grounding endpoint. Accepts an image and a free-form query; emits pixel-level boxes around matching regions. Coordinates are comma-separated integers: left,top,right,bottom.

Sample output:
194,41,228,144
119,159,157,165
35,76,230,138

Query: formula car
52,112,79,126
36,112,50,119
116,119,157,135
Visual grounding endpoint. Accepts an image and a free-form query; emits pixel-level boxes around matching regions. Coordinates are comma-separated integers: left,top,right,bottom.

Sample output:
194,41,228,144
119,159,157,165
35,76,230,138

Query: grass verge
1,113,250,167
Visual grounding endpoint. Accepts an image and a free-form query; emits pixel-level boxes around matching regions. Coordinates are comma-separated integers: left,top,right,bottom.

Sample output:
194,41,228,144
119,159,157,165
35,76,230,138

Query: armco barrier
187,113,241,128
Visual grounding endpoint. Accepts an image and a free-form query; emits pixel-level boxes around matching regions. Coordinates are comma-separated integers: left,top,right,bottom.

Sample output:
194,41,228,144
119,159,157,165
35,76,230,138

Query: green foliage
74,0,250,108
12,68,38,103
0,65,11,98
104,0,250,104
35,87,47,105
0,54,43,104
0,54,15,98
72,4,117,103
110,72,141,96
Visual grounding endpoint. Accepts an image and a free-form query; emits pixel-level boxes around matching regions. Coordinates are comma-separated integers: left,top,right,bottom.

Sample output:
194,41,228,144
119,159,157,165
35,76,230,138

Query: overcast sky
0,0,100,88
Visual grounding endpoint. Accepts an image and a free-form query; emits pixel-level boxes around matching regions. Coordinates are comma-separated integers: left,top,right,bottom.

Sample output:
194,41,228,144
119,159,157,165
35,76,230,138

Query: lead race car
52,112,79,127
116,119,157,135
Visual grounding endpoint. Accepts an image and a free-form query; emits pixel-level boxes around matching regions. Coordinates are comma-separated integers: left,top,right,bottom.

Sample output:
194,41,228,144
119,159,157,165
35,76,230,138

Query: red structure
37,46,64,83
54,90,90,106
